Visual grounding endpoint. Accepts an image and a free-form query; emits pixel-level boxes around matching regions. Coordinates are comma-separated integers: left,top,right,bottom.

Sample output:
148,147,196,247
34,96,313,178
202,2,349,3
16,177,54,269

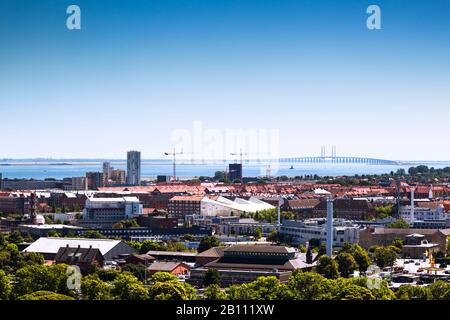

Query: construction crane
230,148,246,167
230,149,274,178
230,149,274,165
164,148,196,181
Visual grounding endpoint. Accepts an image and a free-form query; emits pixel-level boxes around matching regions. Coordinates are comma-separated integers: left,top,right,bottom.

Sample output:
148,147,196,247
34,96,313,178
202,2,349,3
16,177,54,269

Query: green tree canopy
22,252,45,266
225,276,291,300
111,272,148,300
148,272,196,300
81,230,106,239
391,238,404,250
203,284,227,300
340,244,371,272
287,270,337,300
335,253,358,278
112,219,140,229
334,283,375,300
96,268,121,282
396,284,431,300
122,263,147,282
0,270,12,300
12,264,72,298
388,219,410,229
47,230,61,237
0,243,26,273
7,231,24,244
203,268,221,287
81,274,111,300
267,230,280,243
373,247,397,268
137,240,166,253
18,291,75,300
198,236,221,253
151,272,178,283
348,277,395,300
316,256,339,279
428,281,450,300
253,227,262,240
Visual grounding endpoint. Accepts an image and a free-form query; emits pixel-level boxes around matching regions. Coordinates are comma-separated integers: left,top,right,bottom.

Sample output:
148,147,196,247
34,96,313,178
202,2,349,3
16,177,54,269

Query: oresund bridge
177,147,401,165
278,156,399,165
182,156,401,165
276,146,400,165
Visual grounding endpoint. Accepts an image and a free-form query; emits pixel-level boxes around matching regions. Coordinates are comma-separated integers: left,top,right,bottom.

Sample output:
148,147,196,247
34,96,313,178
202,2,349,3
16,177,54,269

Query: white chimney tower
326,198,333,257
410,187,415,224
277,197,283,227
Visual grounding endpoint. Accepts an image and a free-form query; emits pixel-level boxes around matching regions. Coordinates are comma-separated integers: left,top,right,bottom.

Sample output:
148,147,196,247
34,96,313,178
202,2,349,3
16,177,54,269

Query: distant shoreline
1,158,450,162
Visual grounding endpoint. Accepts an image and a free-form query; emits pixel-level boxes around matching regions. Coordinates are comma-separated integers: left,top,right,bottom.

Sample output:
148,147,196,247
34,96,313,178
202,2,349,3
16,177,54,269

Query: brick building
359,227,450,252
312,198,375,220
282,199,321,218
147,261,191,276
55,245,105,274
168,195,204,217
0,196,28,215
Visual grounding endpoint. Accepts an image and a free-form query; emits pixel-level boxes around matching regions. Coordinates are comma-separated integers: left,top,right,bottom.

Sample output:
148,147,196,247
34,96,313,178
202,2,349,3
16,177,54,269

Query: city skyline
1,0,449,160
2,1,450,306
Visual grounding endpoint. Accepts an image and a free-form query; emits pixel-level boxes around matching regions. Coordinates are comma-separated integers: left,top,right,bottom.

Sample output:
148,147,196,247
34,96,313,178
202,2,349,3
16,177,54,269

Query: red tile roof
169,195,205,201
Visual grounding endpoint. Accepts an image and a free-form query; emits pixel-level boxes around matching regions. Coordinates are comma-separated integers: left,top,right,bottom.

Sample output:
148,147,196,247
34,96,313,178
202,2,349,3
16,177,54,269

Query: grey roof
196,247,225,258
146,250,196,257
204,252,317,271
223,245,295,254
438,229,450,236
23,237,124,256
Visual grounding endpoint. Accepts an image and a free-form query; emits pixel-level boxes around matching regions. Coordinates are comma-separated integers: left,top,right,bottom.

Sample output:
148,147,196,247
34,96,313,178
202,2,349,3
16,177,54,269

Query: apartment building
280,218,360,247
81,196,143,227
126,151,141,186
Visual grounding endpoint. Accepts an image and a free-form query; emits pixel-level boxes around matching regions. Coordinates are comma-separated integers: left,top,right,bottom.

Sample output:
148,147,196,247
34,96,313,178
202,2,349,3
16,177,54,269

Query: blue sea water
0,160,449,180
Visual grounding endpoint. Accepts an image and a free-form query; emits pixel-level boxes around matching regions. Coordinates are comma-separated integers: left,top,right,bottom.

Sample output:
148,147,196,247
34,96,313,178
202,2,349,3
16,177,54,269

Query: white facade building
217,218,278,237
54,212,78,223
82,197,143,226
399,204,445,221
280,218,360,247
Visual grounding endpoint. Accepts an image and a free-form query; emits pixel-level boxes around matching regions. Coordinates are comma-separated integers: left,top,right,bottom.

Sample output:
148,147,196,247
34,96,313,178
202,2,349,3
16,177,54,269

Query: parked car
104,261,118,269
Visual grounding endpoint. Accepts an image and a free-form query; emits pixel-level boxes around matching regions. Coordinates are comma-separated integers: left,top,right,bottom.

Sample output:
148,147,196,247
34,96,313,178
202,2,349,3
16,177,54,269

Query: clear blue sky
0,0,449,160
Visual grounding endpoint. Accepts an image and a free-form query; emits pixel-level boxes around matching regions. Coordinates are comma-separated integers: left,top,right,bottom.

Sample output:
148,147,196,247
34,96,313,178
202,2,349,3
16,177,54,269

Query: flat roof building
188,244,316,287
22,237,135,261
81,196,143,227
280,218,360,247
